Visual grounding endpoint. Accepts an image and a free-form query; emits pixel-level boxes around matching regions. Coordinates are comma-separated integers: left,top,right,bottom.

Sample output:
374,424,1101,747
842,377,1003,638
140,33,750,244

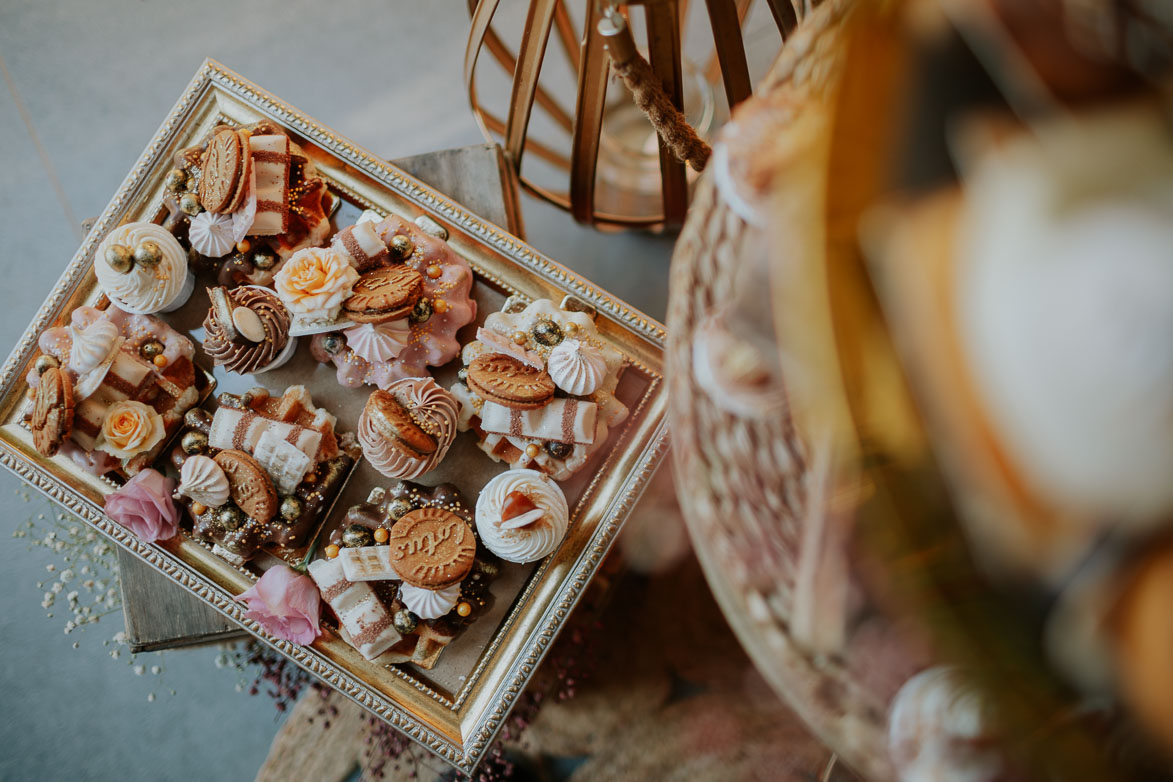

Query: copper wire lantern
465,0,798,229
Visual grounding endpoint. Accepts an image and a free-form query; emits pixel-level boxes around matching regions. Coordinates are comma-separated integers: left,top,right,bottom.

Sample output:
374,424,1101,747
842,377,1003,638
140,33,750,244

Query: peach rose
96,400,165,461
273,247,359,319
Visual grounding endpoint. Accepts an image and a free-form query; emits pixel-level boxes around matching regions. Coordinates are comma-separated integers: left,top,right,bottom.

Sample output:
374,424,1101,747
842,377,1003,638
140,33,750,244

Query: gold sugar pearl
512,331,528,345
373,527,389,544
564,322,580,336
236,239,251,254
426,264,442,279
525,444,540,458
433,299,449,315
325,544,340,559
191,502,207,516
456,602,472,617
153,354,168,368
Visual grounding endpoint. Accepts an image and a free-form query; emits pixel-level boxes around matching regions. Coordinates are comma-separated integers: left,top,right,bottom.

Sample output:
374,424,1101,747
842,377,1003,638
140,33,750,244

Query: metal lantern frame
465,0,804,229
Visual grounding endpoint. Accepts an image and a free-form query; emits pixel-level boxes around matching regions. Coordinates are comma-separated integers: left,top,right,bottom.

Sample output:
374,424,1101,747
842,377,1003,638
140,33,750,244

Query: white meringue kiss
70,319,119,375
188,212,236,258
344,320,411,364
398,582,461,620
178,454,231,508
546,339,606,396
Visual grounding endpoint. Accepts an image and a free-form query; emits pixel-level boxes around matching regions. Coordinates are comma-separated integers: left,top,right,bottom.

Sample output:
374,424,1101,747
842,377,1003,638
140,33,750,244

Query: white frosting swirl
398,582,461,619
95,222,189,314
70,319,119,375
475,468,569,563
546,339,606,396
188,212,235,258
178,455,230,508
344,319,411,364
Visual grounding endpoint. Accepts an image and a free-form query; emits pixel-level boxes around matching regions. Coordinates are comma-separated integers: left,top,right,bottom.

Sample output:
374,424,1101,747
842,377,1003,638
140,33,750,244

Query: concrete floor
0,2,675,779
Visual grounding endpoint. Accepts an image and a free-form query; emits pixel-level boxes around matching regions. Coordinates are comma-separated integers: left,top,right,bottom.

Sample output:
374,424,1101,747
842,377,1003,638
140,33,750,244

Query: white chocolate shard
308,558,400,660
479,398,598,445
252,429,314,494
339,545,400,582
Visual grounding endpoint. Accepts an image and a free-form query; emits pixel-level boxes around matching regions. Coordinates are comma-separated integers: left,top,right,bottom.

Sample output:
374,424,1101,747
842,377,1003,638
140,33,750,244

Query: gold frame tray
0,60,668,773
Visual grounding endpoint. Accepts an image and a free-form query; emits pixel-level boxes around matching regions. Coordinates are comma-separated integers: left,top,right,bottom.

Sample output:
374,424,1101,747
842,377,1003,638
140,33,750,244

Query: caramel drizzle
509,408,523,437
232,410,257,451
285,424,304,447
560,399,578,444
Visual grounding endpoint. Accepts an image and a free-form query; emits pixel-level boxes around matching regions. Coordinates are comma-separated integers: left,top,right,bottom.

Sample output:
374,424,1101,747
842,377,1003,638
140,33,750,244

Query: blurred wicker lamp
464,0,797,229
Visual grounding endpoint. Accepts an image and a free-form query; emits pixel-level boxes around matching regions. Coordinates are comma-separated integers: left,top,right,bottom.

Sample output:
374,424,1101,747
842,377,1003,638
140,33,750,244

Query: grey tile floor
0,2,674,779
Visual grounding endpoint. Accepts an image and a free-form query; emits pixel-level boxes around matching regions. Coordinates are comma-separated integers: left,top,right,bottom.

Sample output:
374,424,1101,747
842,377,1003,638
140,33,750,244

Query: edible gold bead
389,234,413,259
456,602,472,618
33,355,59,375
512,331,528,345
179,192,201,216
164,168,188,192
139,340,165,361
181,431,208,455
105,244,134,274
425,264,442,279
252,250,277,270
134,241,162,268
279,495,304,522
409,298,433,324
525,444,540,459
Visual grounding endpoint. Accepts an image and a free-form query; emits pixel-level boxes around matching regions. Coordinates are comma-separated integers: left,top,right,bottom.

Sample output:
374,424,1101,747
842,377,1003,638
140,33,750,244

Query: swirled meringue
475,469,569,563
95,222,191,314
70,319,119,375
546,339,606,396
358,377,459,479
178,455,231,508
398,582,461,620
344,319,411,364
188,211,236,258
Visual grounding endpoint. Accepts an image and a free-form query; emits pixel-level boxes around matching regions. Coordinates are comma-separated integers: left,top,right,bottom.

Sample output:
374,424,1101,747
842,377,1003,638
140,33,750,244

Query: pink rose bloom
236,565,322,645
104,468,179,543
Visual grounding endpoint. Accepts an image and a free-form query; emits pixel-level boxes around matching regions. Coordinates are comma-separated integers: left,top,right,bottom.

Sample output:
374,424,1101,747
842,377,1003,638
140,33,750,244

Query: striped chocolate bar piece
71,350,156,450
248,135,291,236
479,398,597,445
339,545,400,582
332,222,389,272
208,406,322,461
307,558,400,660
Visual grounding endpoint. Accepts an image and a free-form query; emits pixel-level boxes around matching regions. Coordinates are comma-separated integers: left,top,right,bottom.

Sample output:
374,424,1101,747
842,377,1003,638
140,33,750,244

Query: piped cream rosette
475,468,569,563
95,222,193,314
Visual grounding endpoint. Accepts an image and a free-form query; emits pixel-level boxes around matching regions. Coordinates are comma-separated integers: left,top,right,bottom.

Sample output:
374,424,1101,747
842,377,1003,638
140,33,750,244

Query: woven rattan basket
664,2,903,779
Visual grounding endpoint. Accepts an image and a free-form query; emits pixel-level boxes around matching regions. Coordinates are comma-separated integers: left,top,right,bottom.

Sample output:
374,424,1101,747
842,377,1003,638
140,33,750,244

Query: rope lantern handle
598,6,714,172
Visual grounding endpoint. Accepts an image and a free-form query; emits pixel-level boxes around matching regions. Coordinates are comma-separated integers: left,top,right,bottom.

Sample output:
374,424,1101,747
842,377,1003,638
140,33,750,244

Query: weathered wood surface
119,142,524,652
